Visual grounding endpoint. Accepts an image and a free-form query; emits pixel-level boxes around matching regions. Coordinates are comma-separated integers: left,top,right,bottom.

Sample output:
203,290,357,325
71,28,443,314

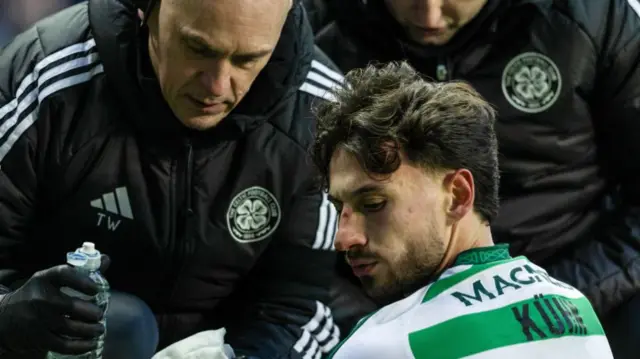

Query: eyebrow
180,30,273,59
328,184,385,204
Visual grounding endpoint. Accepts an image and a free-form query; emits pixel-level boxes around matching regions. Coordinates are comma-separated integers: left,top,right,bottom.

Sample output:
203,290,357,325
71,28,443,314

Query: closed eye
361,200,386,213
232,55,261,67
186,43,219,58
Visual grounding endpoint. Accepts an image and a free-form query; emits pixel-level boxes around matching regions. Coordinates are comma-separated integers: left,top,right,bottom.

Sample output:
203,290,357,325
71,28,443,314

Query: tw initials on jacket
90,186,134,231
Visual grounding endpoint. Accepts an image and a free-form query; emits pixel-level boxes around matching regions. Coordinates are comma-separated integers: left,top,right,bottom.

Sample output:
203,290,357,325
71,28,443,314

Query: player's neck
462,221,495,251
439,217,495,271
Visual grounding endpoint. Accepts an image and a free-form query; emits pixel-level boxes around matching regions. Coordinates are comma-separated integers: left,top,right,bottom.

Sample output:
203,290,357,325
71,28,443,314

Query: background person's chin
180,113,226,131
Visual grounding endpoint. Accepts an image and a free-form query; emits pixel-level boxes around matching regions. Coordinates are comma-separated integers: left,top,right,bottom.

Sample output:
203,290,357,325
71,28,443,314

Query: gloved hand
0,255,111,355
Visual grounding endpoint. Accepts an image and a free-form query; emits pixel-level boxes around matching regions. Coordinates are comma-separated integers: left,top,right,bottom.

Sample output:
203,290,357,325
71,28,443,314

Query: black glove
0,255,111,355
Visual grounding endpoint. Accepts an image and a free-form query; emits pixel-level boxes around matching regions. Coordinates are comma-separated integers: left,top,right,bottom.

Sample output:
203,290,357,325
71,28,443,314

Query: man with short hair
312,61,614,359
0,0,342,358
316,1,640,355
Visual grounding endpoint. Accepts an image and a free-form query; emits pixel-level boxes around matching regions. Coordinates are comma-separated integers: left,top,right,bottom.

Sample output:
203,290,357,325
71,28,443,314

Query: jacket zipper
165,140,195,305
157,153,178,331
167,156,178,272
183,140,195,249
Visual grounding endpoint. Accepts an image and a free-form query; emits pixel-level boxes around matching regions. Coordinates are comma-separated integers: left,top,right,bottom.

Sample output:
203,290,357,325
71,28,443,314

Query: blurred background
0,0,83,48
0,0,334,48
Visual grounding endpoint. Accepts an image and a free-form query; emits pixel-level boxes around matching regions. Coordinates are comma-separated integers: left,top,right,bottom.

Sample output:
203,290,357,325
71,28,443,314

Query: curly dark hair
312,61,500,223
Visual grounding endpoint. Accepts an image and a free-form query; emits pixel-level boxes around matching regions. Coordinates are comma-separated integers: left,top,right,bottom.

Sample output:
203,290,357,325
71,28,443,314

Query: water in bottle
47,242,110,359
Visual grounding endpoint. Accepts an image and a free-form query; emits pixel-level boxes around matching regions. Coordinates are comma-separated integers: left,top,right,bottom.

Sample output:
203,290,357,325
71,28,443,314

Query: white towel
151,328,236,359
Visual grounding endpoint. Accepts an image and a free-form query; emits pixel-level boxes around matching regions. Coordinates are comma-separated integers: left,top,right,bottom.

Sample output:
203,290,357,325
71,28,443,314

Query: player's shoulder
419,251,589,310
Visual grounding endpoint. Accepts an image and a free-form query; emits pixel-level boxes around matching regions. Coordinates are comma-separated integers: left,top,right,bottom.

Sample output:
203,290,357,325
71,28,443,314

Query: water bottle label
67,252,88,267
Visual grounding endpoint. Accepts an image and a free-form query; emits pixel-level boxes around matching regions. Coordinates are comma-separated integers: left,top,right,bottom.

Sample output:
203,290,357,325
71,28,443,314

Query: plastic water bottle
47,242,110,359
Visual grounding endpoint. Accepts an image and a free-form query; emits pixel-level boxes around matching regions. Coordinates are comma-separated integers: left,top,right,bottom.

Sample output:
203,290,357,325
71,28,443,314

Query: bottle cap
81,242,97,254
76,242,102,271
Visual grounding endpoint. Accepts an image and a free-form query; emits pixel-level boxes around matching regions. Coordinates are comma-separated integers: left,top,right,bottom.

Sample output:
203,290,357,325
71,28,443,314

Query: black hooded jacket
0,0,345,357
317,0,640,317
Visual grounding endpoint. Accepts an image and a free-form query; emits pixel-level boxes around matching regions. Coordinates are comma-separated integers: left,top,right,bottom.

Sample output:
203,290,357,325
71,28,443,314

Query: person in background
0,0,343,358
0,0,78,47
302,0,339,33
315,1,640,357
312,60,614,359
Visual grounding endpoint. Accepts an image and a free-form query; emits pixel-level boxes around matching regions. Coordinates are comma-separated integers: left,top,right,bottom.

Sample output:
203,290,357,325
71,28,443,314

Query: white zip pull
436,63,448,81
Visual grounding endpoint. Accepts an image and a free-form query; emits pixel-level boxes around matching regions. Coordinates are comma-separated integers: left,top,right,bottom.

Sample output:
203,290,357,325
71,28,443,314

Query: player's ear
443,169,475,223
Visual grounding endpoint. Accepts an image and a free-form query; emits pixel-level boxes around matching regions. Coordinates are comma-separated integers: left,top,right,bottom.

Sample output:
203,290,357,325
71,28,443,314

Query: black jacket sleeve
545,0,640,316
224,170,340,359
0,27,45,291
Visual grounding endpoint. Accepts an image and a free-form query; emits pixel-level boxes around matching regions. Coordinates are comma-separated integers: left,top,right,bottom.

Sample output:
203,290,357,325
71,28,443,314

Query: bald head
145,0,295,130
164,0,293,13
144,0,293,24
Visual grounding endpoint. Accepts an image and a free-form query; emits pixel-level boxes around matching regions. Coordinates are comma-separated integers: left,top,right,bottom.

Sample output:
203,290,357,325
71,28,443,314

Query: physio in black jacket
316,0,640,357
0,0,344,358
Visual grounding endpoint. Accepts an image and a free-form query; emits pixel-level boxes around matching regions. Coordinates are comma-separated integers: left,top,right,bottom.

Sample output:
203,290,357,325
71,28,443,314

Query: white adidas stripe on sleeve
299,60,345,102
299,82,338,102
311,60,344,84
294,301,341,359
313,191,338,251
0,38,104,162
628,0,640,18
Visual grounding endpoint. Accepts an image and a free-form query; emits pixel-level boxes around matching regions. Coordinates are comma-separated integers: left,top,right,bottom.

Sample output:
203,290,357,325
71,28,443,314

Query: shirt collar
453,244,511,266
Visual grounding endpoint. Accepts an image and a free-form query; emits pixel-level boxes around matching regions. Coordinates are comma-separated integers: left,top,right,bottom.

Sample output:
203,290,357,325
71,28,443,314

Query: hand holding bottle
0,263,105,355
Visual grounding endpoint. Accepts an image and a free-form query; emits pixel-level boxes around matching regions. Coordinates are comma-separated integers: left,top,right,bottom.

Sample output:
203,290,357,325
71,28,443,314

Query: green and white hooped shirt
328,245,613,359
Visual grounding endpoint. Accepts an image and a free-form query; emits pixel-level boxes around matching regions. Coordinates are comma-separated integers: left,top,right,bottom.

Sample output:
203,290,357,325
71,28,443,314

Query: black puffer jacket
0,0,345,357
317,0,640,317
302,0,340,33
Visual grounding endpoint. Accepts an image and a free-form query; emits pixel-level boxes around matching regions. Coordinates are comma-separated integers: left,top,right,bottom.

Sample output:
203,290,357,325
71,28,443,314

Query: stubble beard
363,234,446,305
